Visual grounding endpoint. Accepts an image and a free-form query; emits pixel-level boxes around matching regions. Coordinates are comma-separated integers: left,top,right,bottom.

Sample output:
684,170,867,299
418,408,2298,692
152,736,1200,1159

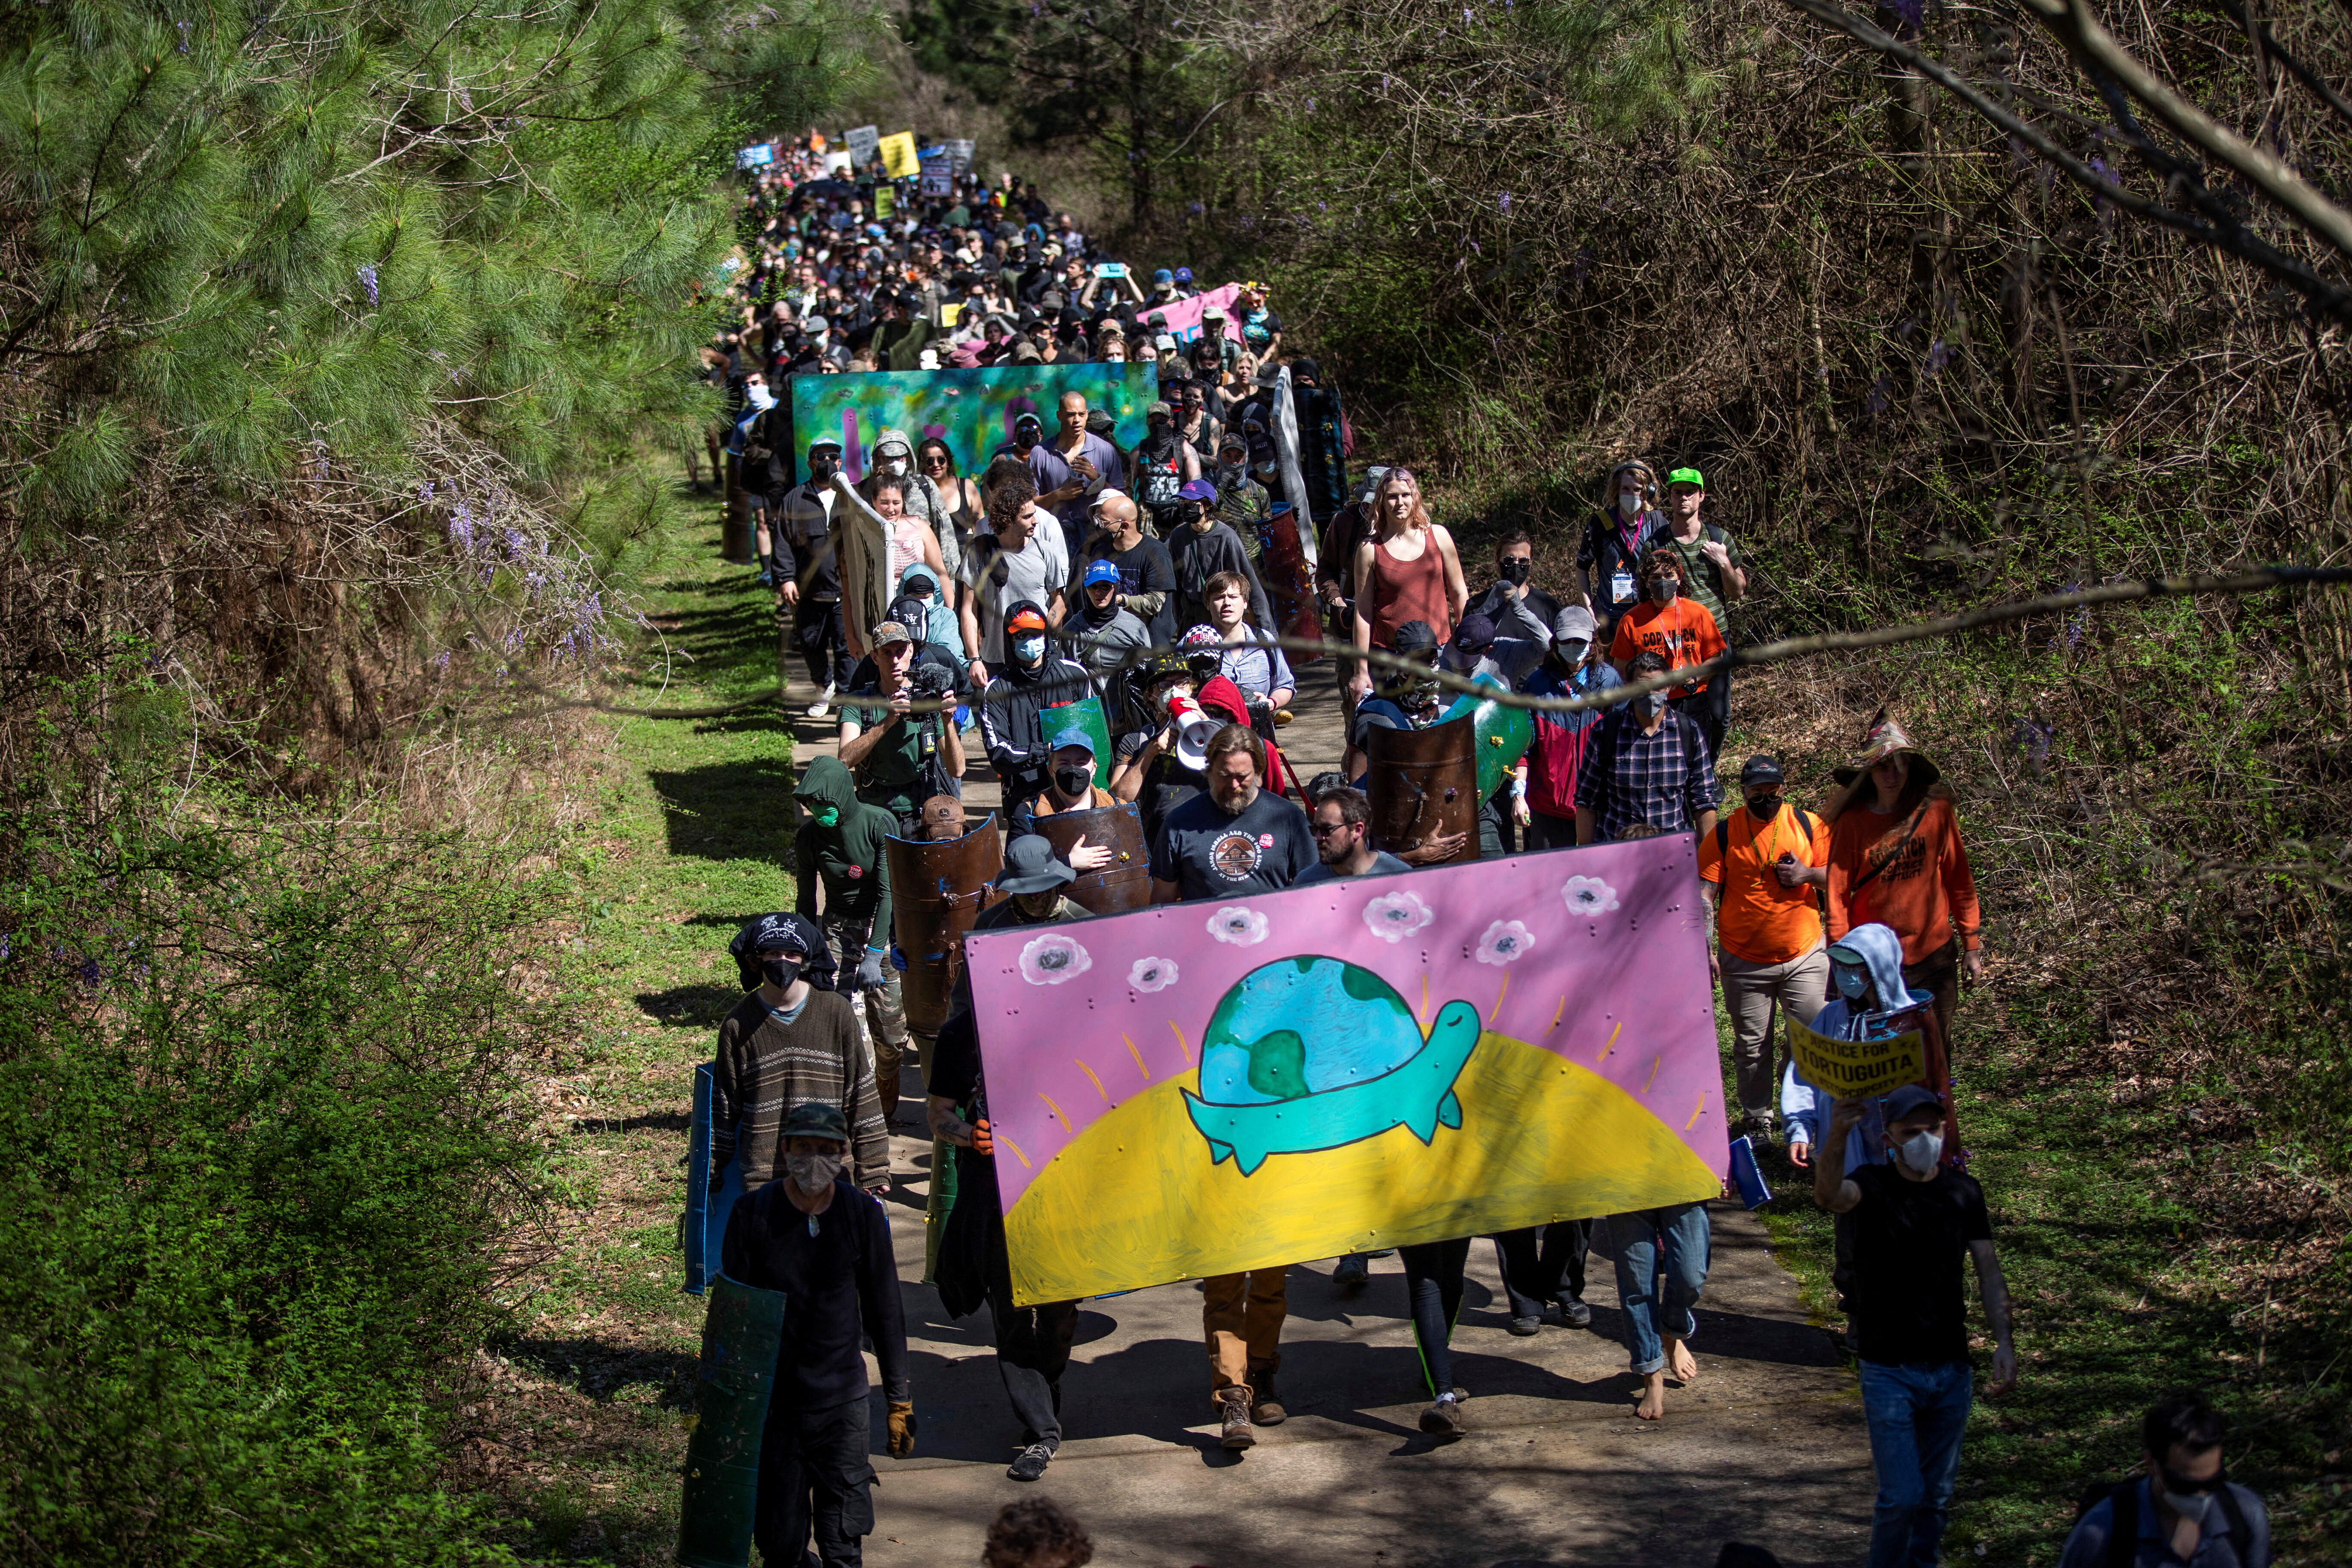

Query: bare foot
1635,1371,1666,1421
1666,1337,1699,1386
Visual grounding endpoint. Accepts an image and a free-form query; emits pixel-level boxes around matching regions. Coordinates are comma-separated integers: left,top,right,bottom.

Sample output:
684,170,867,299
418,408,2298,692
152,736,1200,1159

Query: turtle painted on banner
1181,956,1482,1176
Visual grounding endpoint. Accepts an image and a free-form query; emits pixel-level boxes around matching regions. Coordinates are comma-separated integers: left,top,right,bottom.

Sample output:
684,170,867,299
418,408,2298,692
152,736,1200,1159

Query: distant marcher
1579,460,1664,642
1822,712,1985,1056
793,756,911,1133
1653,466,1747,755
1608,546,1729,760
1700,754,1831,1142
2059,1394,2269,1568
1574,651,1719,845
1348,468,1468,707
1522,605,1619,851
1813,1082,2016,1568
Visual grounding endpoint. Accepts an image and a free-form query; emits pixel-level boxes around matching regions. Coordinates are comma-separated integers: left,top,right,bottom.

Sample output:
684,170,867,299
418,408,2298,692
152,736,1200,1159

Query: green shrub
0,690,568,1566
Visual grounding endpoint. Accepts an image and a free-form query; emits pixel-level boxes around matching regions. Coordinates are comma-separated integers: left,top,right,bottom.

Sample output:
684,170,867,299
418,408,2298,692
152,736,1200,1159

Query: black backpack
2072,1478,2254,1568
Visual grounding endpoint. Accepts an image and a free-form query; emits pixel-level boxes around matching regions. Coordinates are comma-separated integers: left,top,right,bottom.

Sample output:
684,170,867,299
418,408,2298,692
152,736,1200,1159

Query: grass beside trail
474,491,793,1565
1720,666,2350,1568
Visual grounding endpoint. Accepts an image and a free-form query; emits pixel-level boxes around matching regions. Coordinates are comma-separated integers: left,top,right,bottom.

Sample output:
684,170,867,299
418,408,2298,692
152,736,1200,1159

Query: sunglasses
919,452,950,466
1309,820,1355,838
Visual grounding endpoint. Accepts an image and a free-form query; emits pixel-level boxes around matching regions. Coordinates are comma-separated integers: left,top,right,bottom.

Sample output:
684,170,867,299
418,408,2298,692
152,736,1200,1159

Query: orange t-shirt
1825,794,1984,965
1698,805,1831,965
1608,598,1726,699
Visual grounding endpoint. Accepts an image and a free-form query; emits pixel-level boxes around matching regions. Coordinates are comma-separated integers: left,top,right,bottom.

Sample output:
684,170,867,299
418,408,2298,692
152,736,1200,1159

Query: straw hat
1831,708,1942,789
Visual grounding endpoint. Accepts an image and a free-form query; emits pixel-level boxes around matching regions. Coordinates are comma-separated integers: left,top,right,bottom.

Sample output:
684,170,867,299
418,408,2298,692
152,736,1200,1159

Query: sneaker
805,683,835,719
1418,1392,1465,1436
1507,1314,1541,1337
1557,1295,1593,1329
1331,1256,1370,1291
1218,1391,1255,1449
1007,1440,1055,1482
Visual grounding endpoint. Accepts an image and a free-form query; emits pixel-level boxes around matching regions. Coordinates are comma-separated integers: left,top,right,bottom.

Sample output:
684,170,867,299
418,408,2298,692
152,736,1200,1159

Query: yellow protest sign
878,132,919,179
1786,1014,1926,1101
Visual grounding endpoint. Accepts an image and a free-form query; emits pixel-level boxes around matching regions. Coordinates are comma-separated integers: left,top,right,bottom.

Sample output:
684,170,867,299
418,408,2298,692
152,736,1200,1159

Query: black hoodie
976,600,1095,802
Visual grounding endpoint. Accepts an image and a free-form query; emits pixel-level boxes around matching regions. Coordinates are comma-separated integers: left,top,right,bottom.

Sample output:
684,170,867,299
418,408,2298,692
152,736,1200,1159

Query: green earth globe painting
1182,956,1482,1176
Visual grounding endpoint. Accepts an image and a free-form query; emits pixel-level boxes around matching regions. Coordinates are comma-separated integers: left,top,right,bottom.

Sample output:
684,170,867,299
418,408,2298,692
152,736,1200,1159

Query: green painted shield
1442,673,1534,800
677,1275,786,1568
1039,694,1114,788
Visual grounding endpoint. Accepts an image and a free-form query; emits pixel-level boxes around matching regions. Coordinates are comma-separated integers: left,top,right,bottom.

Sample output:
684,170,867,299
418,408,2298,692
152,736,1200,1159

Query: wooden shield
1031,803,1152,914
1366,714,1482,865
885,812,1004,1036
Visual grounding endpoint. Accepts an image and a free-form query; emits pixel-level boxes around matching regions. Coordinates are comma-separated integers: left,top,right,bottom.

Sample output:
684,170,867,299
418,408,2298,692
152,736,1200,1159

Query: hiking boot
1007,1440,1056,1482
1418,1391,1465,1436
1507,1314,1541,1337
1217,1390,1255,1449
1247,1361,1286,1425
1557,1295,1593,1329
1331,1255,1370,1291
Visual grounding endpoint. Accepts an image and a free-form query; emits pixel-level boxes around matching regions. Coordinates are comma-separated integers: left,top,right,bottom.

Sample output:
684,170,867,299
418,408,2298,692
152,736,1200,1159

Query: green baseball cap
1667,466,1705,488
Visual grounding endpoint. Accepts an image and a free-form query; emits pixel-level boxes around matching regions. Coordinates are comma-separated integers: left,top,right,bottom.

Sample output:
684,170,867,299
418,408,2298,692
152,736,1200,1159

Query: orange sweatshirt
1825,793,1983,965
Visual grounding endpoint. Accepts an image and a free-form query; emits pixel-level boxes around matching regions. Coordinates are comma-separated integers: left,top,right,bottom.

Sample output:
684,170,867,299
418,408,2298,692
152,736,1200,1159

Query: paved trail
544,514,1874,1567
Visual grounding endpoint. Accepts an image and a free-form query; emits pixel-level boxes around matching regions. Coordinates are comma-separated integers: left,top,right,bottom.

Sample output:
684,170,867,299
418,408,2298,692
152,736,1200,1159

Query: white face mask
881,455,909,477
2159,1485,2216,1525
1618,487,1644,515
1893,1129,1943,1176
747,384,775,410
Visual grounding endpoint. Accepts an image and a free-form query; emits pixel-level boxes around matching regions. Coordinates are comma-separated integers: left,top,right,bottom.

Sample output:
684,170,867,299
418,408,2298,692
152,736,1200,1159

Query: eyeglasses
1309,820,1354,838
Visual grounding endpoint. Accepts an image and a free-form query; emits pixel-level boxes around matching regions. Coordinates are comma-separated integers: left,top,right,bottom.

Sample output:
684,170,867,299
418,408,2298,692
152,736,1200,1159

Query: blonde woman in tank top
1347,468,1468,703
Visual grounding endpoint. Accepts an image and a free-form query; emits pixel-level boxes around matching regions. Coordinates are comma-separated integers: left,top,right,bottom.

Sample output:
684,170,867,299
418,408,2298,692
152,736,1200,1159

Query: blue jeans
1859,1359,1972,1568
1605,1202,1711,1375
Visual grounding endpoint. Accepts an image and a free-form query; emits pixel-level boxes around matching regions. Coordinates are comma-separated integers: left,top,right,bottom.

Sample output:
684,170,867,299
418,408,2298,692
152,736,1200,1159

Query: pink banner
964,838,1728,1303
1134,283,1240,346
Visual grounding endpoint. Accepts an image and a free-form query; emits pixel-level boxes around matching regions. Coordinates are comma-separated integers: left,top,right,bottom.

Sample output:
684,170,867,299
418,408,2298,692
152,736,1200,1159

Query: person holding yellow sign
1781,921,1942,1352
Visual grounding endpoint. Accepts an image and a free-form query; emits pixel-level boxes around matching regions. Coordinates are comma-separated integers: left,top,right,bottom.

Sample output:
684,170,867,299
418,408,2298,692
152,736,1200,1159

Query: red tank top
1366,532,1450,648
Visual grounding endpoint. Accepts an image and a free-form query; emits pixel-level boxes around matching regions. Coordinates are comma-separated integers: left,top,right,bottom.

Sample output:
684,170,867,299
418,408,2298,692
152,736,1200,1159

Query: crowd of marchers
688,134,2272,1568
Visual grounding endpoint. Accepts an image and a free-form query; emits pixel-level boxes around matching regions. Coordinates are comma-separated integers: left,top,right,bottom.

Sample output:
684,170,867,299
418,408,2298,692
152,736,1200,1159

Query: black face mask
1498,557,1532,585
1746,792,1782,820
760,957,803,991
1054,764,1093,799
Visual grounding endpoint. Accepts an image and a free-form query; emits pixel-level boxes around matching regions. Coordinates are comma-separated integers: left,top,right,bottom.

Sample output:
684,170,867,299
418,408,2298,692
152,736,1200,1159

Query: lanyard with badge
1610,511,1642,605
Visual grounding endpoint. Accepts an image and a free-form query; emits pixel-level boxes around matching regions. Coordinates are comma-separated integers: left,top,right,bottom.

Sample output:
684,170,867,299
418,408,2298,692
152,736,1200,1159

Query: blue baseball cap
1083,559,1123,588
1175,267,1194,283
1152,268,1174,286
1177,478,1219,504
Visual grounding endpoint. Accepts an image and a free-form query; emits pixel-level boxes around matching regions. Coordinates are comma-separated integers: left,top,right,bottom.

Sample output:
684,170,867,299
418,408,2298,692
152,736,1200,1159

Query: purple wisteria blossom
358,264,379,306
1924,339,1951,376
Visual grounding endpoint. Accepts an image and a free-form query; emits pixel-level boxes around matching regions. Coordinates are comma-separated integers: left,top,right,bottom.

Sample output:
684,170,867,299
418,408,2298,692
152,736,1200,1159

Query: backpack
2072,1478,2253,1568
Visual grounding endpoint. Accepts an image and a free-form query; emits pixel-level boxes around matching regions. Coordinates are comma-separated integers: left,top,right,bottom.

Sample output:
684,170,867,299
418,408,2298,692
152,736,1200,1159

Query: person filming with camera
839,619,965,833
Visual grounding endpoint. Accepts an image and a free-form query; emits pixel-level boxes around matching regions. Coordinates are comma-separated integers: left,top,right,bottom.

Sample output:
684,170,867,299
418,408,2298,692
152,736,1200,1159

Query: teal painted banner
790,362,1157,485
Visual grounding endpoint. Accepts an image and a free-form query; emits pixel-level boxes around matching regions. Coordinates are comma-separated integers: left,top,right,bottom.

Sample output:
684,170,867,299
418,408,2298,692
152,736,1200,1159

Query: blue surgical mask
1833,964,1870,1000
1012,634,1046,663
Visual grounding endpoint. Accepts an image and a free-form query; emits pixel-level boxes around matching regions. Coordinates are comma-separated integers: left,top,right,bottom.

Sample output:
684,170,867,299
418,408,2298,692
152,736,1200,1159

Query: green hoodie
794,755,896,933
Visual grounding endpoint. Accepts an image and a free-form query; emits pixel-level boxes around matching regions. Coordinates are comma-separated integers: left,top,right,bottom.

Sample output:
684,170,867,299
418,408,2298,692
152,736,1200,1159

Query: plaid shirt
1574,709,1720,841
